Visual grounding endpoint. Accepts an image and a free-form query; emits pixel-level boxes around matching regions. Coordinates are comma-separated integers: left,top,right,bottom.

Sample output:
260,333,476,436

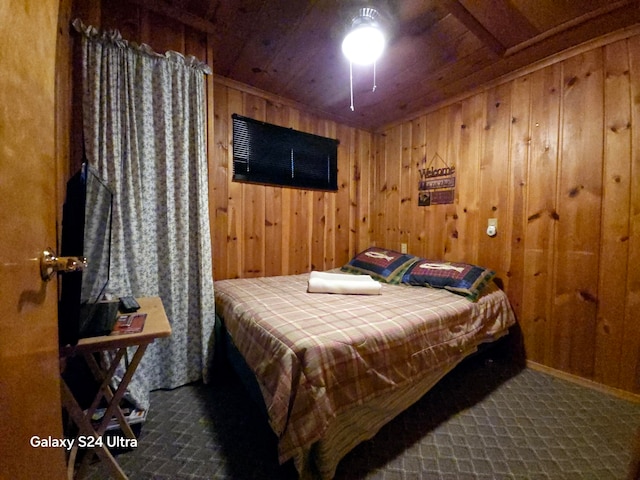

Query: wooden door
0,1,67,478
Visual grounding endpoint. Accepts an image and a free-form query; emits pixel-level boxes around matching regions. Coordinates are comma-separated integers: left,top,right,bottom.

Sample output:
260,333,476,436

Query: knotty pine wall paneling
621,35,640,393
442,103,464,261
353,128,373,254
505,75,532,319
382,124,402,249
374,33,640,394
595,39,632,387
371,128,386,245
477,83,512,284
409,115,427,254
211,83,232,281
554,50,603,379
263,100,288,277
399,121,413,252
423,109,447,259
455,95,484,264
211,83,374,279
335,122,355,265
522,64,562,367
242,94,268,278
289,110,312,275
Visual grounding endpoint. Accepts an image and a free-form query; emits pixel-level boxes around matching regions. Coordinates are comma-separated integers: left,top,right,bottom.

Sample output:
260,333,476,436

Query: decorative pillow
341,246,418,284
401,259,496,301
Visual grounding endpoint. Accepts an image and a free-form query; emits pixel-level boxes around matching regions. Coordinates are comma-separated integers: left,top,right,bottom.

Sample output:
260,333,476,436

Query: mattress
214,272,516,478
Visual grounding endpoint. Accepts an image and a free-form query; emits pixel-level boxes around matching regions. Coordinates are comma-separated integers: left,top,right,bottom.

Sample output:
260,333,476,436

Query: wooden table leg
83,350,136,439
60,342,151,479
60,380,128,480
92,344,149,436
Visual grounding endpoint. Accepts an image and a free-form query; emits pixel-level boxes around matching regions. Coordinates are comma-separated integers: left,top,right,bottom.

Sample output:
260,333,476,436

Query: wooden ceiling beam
440,0,506,56
504,0,639,57
127,0,217,34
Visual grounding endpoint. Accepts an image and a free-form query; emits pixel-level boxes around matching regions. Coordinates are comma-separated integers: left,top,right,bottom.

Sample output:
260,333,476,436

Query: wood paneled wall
374,34,640,393
210,79,373,279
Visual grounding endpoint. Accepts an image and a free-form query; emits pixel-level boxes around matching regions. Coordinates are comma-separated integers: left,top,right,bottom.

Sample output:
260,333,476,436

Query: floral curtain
73,19,215,409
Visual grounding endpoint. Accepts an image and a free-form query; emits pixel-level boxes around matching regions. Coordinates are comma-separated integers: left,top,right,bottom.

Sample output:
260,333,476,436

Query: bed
213,252,516,479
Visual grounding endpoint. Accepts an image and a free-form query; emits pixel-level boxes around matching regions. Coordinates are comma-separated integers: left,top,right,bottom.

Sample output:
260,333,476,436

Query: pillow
341,246,418,284
401,259,496,301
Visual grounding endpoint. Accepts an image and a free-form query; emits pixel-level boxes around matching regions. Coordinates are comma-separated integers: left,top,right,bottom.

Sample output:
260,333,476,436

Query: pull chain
349,61,380,111
373,61,377,92
349,61,355,111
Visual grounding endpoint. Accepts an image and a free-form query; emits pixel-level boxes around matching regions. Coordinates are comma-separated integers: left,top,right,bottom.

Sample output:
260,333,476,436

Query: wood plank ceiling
132,0,640,131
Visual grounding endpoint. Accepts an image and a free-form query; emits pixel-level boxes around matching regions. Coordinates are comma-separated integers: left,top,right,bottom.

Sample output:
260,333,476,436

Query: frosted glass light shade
341,25,385,65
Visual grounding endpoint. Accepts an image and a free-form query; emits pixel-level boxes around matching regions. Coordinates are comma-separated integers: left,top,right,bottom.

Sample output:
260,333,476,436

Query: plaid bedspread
214,273,516,464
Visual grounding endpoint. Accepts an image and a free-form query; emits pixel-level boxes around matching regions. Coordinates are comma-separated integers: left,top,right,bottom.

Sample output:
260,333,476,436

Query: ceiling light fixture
342,7,386,111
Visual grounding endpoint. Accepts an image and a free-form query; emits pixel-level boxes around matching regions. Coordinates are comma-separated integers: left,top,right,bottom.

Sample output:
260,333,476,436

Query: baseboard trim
526,360,640,404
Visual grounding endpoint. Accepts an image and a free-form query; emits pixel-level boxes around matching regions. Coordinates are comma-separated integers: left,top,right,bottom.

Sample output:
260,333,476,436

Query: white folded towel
307,271,382,295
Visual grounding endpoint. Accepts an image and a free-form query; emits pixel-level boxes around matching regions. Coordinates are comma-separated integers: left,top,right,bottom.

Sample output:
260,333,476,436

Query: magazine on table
111,313,147,335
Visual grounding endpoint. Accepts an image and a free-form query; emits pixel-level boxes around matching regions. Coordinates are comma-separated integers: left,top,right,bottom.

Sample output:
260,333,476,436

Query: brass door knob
40,248,87,281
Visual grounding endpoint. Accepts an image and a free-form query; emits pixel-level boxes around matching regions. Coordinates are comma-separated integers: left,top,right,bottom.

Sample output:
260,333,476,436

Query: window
232,114,339,191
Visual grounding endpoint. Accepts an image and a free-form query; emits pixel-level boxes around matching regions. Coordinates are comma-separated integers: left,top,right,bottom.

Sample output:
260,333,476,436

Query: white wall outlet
487,218,497,237
401,243,408,254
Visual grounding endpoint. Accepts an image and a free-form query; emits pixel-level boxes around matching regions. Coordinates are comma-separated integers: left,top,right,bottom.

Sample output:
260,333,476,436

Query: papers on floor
307,270,382,295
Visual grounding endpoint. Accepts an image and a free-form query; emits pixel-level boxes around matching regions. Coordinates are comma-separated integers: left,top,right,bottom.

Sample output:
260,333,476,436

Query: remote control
119,296,140,313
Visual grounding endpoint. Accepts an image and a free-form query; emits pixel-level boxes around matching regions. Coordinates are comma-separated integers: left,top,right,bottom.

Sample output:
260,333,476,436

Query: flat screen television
58,163,118,346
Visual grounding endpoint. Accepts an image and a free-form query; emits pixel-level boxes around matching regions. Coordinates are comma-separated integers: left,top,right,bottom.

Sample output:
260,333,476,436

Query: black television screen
58,163,117,346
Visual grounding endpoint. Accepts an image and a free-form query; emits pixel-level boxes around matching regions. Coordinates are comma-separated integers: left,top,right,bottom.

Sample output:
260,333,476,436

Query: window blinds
232,114,338,191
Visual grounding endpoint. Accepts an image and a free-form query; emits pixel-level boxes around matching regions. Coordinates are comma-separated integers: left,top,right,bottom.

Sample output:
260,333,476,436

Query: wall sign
418,153,456,206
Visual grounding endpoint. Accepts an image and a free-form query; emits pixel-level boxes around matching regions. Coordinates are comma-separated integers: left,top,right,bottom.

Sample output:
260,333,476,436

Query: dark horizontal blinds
232,114,338,191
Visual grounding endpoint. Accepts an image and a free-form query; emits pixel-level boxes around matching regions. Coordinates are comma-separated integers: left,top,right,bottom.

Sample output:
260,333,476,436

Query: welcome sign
418,153,456,206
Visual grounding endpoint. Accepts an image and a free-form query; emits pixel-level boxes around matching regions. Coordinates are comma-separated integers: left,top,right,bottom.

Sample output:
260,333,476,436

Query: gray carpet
79,346,640,479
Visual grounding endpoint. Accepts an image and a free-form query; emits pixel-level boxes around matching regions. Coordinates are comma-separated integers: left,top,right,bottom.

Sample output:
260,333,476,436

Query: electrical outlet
487,218,497,237
401,243,407,254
